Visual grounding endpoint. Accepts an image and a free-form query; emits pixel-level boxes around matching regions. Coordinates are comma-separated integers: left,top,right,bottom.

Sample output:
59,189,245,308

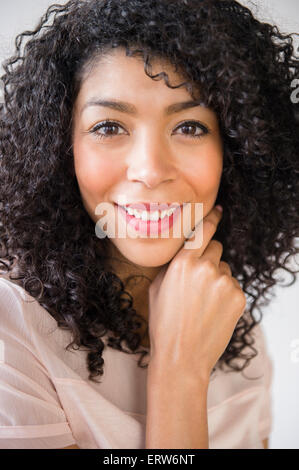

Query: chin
113,238,183,268
131,255,171,268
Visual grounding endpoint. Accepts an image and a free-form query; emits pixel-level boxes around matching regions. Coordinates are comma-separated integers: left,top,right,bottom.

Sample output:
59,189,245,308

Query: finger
218,261,232,276
180,205,223,257
231,276,243,291
198,239,223,267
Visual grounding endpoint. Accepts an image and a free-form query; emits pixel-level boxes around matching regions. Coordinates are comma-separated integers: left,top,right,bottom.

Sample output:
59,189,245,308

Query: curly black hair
0,0,298,383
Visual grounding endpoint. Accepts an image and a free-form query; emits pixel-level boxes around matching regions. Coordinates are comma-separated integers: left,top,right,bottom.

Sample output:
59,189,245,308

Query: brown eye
174,120,209,139
90,120,126,140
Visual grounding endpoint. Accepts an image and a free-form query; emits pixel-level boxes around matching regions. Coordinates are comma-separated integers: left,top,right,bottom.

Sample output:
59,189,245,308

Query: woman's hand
148,205,247,382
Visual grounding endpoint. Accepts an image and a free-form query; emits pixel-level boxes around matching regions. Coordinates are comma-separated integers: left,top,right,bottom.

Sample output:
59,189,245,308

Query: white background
0,0,298,449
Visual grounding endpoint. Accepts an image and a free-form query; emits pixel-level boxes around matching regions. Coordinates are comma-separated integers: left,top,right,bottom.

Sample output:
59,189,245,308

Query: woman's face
72,47,223,268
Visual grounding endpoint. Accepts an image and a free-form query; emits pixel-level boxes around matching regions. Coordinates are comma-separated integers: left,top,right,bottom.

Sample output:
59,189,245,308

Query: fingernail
215,205,223,213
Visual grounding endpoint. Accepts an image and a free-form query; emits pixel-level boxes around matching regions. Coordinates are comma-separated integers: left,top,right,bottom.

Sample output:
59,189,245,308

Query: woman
0,0,298,449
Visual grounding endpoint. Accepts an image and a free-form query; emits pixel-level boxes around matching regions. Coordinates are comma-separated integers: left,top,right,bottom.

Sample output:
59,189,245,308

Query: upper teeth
124,206,177,221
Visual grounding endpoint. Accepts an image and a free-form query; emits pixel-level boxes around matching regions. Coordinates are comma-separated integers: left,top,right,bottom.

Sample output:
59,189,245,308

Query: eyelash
89,119,210,140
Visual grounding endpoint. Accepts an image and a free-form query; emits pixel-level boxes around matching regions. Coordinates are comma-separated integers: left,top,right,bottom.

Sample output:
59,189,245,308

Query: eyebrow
80,98,204,116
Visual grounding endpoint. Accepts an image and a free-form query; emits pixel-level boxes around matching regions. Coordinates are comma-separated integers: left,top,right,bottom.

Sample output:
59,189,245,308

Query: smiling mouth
114,202,186,221
114,201,185,237
114,201,186,211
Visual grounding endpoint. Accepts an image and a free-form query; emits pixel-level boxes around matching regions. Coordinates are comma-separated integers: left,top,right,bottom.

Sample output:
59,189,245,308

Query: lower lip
116,204,182,236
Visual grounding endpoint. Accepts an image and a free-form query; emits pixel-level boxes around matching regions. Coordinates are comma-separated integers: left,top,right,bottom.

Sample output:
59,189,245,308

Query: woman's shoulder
0,274,58,339
0,274,29,300
0,274,33,323
0,273,81,379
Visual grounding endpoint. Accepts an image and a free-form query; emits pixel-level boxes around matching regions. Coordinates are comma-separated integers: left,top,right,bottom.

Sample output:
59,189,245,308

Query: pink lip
115,203,182,236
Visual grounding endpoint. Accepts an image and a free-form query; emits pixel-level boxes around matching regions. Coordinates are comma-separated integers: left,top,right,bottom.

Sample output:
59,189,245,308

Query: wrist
147,355,211,391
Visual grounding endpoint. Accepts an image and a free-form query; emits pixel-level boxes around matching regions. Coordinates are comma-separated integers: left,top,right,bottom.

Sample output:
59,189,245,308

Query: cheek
73,139,120,197
185,144,223,197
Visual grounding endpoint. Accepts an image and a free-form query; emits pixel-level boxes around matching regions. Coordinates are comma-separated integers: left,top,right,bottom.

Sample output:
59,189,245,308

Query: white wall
0,0,298,449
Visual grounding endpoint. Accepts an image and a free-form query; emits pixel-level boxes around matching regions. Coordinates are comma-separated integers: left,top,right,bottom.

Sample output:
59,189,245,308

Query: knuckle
217,273,232,288
233,289,247,309
171,254,192,272
209,240,223,256
198,259,217,275
220,260,230,270
219,261,232,276
211,239,223,250
204,218,217,232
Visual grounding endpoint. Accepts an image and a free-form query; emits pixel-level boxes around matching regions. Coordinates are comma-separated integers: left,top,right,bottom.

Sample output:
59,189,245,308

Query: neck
105,241,160,348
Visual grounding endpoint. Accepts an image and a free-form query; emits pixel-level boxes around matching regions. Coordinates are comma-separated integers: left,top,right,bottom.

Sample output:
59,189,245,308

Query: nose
125,130,178,189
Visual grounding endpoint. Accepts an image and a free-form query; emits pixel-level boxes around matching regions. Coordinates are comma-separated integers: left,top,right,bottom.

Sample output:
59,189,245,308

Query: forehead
75,47,197,104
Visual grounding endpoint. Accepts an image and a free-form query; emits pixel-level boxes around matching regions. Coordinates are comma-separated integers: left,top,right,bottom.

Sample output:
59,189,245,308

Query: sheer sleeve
0,278,77,449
